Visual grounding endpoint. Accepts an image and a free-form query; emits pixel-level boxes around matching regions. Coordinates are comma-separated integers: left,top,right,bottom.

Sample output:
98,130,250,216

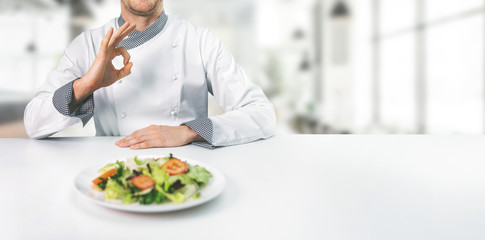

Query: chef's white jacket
24,12,276,148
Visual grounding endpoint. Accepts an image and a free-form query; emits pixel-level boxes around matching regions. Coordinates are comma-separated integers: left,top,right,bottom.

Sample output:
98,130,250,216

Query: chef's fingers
116,127,151,146
108,22,129,46
116,23,136,46
121,23,136,37
111,23,136,48
131,136,168,149
130,141,151,150
117,133,148,147
115,46,130,65
115,137,126,147
119,130,142,143
100,27,114,53
115,134,134,147
116,62,133,79
108,22,131,47
115,137,132,147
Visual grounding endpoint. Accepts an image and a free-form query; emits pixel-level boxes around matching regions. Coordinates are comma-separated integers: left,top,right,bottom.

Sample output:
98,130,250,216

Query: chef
24,0,276,149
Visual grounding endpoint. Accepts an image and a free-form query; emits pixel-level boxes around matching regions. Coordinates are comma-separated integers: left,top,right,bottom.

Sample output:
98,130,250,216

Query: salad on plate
92,154,212,205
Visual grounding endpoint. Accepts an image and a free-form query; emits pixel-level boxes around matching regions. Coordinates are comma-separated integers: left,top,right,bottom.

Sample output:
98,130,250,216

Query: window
426,15,483,134
373,0,484,134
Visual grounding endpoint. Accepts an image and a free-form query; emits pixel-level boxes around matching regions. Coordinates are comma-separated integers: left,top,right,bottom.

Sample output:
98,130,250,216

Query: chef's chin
122,0,163,16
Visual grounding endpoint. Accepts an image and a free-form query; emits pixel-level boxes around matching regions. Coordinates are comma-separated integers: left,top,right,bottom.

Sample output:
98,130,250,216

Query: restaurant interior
0,0,483,137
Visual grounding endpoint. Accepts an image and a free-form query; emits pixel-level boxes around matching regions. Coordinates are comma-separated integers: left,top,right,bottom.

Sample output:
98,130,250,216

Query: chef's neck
120,6,164,31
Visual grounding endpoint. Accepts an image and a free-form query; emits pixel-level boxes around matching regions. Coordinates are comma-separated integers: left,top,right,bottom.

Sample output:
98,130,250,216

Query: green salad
92,154,212,205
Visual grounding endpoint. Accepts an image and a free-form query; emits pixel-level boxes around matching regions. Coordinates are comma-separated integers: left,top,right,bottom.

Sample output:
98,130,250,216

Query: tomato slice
131,175,155,190
161,158,187,176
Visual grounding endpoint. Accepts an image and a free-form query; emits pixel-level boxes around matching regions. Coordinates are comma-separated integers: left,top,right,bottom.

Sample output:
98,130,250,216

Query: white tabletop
1,135,485,240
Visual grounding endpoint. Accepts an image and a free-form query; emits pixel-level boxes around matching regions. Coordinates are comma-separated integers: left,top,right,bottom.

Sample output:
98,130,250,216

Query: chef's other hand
115,125,205,149
69,23,136,112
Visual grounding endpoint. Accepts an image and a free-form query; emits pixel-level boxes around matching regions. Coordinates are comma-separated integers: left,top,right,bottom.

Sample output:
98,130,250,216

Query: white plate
74,156,226,213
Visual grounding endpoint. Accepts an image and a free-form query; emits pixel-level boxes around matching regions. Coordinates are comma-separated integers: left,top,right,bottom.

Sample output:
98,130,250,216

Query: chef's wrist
75,76,100,97
71,77,94,111
181,125,205,143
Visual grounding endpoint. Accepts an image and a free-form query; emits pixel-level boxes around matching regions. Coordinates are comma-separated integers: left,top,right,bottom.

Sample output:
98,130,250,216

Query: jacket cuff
182,117,215,149
52,80,94,126
192,141,216,150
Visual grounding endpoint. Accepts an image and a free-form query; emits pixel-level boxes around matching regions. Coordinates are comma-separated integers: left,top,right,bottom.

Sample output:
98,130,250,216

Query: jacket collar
117,11,168,50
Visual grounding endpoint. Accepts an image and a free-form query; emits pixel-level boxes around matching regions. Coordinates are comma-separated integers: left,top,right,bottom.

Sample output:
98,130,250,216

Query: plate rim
74,155,226,213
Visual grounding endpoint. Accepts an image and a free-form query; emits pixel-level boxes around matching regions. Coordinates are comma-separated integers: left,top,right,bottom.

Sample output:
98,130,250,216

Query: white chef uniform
24,12,276,148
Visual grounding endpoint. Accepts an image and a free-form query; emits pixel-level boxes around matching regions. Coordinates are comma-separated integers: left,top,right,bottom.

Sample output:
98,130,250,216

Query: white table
1,135,485,240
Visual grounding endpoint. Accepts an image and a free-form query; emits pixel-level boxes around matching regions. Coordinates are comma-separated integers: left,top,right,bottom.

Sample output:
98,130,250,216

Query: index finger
115,46,130,65
100,27,114,53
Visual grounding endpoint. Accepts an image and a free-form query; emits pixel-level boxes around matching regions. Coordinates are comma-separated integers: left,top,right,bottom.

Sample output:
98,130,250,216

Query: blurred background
0,0,484,137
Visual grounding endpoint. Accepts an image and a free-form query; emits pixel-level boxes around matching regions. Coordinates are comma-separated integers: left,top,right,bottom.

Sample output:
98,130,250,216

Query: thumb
117,62,133,79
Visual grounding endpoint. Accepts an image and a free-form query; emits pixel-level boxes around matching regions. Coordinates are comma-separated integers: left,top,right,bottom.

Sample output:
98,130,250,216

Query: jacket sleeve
191,29,276,147
24,32,93,139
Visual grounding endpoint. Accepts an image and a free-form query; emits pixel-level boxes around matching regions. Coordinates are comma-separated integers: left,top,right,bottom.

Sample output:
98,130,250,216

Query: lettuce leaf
155,185,185,203
186,165,212,187
105,179,129,200
119,167,132,188
149,163,168,186
175,184,198,199
122,193,137,204
167,174,193,187
133,156,147,165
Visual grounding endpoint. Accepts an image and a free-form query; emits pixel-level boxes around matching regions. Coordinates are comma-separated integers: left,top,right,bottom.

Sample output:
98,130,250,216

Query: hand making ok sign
70,22,136,112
